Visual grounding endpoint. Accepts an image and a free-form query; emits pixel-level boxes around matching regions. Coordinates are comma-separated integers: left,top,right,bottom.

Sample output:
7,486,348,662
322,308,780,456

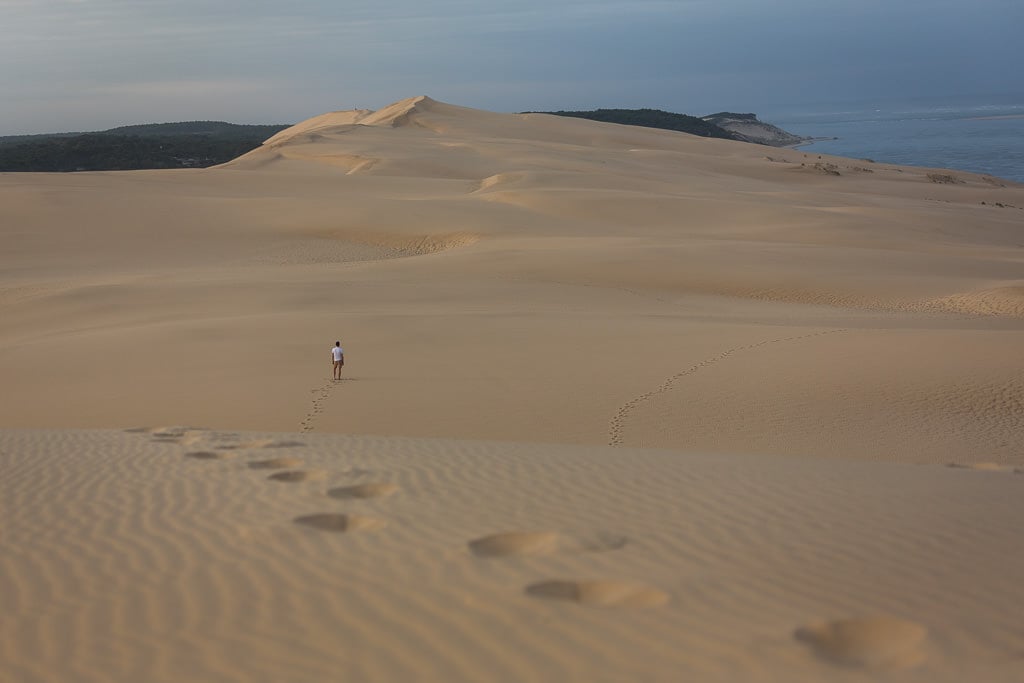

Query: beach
2,96,1023,682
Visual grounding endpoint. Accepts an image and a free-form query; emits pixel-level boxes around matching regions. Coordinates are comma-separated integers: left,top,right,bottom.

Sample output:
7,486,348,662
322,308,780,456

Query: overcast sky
2,0,1022,134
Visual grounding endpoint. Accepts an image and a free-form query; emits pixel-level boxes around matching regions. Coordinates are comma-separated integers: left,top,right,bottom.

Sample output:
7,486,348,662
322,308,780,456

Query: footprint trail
608,329,846,446
300,379,336,433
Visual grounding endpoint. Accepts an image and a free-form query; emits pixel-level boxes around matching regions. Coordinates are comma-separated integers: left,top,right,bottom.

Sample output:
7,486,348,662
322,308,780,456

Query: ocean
766,98,1024,183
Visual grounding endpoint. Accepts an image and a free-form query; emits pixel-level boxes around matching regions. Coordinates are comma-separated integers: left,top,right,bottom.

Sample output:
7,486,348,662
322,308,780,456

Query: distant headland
537,108,815,147
700,112,820,147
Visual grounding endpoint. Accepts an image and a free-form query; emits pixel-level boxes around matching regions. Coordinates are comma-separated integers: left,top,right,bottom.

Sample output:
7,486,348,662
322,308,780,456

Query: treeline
100,121,287,139
703,112,759,122
0,122,289,172
538,108,740,140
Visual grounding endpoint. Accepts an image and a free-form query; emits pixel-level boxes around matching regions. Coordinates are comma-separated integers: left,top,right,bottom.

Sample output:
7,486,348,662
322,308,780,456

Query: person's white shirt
332,346,344,361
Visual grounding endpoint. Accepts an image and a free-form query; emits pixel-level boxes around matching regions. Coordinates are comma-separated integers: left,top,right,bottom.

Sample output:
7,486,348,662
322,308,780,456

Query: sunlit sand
2,96,1022,682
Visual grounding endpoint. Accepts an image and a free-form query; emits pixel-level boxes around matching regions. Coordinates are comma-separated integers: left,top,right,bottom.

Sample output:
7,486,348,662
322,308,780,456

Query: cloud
0,0,1021,134
94,79,278,98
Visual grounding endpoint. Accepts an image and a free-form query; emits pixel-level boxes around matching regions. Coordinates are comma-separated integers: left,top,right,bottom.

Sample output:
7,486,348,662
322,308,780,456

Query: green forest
0,122,289,172
539,108,739,140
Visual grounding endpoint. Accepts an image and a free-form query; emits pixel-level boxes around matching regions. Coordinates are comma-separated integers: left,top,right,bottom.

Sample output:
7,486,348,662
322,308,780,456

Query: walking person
331,341,345,380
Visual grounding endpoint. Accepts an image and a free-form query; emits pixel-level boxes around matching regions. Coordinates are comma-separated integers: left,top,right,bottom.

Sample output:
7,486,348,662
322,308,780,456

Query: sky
1,0,1023,134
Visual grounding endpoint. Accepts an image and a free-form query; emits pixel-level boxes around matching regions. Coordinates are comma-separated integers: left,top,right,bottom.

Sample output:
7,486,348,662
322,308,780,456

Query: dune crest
256,95,453,150
358,94,439,128
262,108,375,146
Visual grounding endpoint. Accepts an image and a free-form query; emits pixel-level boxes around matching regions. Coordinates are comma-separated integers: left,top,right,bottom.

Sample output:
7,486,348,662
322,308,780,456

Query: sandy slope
2,96,1023,462
2,96,1024,681
1,428,1021,683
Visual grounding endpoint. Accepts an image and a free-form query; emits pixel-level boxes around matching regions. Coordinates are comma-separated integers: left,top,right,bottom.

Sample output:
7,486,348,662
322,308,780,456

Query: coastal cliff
702,112,812,147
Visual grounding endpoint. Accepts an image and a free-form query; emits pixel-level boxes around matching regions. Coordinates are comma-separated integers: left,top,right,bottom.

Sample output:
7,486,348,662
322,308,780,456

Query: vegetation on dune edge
533,108,740,140
0,122,289,172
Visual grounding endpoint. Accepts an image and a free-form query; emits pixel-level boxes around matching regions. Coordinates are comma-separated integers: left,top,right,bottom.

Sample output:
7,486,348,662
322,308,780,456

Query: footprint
524,580,668,607
242,439,306,449
946,462,1014,472
293,513,385,532
327,483,398,500
469,532,561,557
340,467,373,477
468,531,626,558
794,616,927,670
573,532,629,553
185,451,236,460
268,470,327,483
149,426,204,437
182,431,241,448
147,426,209,443
249,457,304,470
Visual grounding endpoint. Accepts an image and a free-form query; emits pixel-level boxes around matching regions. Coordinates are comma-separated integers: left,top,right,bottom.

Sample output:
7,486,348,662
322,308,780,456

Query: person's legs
333,360,342,379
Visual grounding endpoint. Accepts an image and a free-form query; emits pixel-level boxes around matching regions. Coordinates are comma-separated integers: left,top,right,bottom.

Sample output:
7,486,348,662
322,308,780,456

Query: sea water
766,98,1024,183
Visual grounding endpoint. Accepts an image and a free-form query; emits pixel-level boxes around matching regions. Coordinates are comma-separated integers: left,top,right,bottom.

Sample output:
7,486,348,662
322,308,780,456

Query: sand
1,96,1023,681
2,428,1022,682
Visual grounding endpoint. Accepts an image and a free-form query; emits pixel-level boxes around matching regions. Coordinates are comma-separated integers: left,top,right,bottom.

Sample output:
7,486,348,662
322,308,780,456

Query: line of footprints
609,329,848,446
133,425,947,673
300,380,335,433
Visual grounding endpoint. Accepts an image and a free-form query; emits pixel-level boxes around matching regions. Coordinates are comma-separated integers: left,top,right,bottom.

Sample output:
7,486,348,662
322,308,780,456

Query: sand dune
1,428,1022,683
2,95,1023,454
2,96,1024,681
